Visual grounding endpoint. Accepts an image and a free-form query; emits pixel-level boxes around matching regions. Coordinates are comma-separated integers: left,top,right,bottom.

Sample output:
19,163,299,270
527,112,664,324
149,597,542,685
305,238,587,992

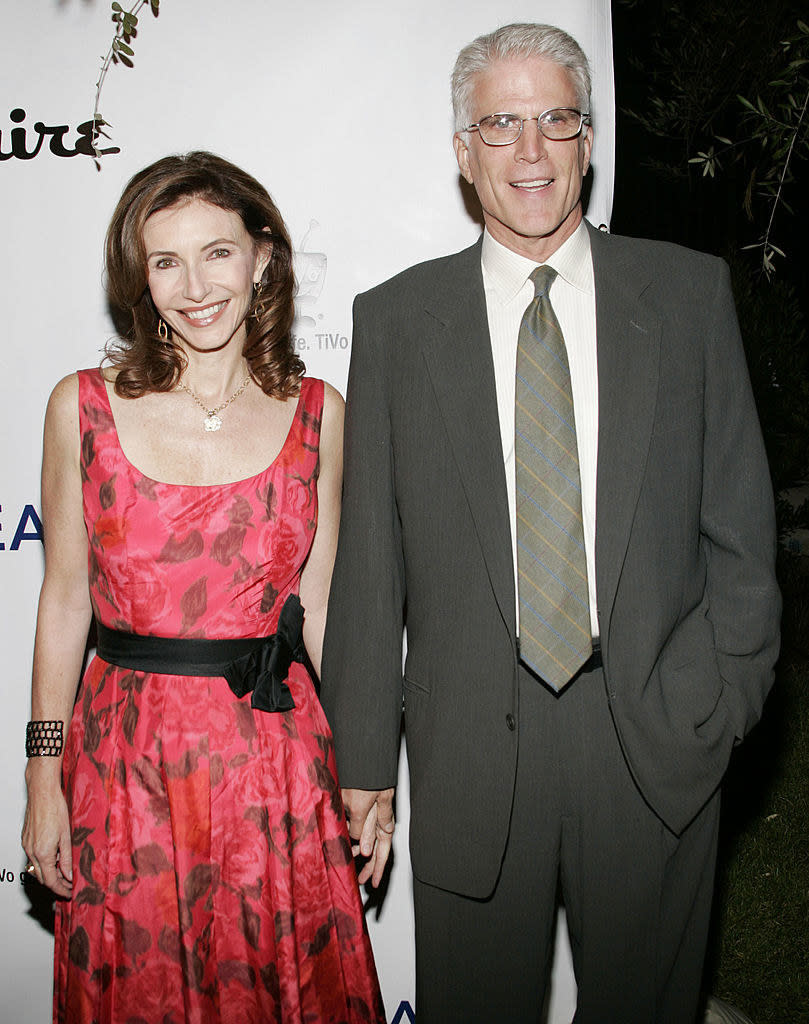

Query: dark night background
611,2,808,1019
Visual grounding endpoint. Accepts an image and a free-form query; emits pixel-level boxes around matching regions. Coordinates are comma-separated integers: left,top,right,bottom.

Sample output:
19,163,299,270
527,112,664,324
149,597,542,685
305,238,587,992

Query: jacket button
506,713,516,731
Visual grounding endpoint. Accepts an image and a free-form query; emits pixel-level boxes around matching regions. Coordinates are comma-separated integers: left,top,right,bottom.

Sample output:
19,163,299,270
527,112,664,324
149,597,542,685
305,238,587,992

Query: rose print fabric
54,369,385,1024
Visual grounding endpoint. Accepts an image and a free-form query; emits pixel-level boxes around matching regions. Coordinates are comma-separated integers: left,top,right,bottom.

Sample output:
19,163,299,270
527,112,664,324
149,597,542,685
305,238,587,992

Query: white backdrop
0,1,613,1020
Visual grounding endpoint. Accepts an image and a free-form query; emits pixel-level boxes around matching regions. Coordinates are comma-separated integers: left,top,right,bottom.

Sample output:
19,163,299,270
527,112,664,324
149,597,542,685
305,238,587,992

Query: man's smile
509,177,554,191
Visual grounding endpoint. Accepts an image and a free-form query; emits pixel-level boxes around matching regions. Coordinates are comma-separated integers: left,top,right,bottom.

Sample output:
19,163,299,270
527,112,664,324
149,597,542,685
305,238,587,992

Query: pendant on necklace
176,373,252,433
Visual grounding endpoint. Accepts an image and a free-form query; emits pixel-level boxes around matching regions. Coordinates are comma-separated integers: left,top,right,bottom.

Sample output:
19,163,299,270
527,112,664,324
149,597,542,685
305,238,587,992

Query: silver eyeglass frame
464,108,591,146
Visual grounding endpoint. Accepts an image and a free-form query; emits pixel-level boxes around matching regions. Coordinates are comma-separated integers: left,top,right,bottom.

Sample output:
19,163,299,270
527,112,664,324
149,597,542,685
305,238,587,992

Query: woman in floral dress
22,151,385,1024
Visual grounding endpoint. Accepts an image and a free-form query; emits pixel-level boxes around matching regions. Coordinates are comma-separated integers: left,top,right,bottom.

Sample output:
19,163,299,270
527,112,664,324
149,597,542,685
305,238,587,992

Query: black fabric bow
222,594,307,713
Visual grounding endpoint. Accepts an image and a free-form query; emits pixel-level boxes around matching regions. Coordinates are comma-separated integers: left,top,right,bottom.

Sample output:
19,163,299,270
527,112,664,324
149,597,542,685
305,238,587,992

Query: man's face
454,57,592,262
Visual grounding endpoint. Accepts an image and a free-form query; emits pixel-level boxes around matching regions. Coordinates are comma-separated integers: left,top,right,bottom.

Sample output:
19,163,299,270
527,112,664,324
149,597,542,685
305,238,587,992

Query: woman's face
143,197,270,354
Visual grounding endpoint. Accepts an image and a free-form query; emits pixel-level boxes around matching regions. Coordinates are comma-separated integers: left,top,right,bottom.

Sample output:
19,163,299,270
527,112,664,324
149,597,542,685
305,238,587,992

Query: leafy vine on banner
91,0,161,169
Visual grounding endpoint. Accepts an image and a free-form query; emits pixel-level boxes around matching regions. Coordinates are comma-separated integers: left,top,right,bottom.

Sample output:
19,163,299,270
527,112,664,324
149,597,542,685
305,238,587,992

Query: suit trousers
413,662,721,1024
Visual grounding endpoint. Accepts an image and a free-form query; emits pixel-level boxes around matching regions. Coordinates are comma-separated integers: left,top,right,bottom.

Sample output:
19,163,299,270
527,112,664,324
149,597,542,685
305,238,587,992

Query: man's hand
342,787,395,887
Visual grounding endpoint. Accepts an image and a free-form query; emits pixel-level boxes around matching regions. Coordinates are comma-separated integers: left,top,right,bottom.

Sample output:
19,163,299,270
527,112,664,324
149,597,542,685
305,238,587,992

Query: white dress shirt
481,221,599,636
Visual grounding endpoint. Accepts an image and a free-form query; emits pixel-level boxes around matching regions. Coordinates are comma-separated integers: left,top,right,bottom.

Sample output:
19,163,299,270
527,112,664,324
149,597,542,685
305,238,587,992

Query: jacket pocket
403,673,431,696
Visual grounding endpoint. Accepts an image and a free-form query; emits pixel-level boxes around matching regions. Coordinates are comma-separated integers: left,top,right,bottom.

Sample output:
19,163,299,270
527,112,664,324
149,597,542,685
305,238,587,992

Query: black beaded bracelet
25,720,64,757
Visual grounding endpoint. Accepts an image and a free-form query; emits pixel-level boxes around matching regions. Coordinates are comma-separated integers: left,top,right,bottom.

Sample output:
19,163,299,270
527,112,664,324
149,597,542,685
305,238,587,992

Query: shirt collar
481,220,593,303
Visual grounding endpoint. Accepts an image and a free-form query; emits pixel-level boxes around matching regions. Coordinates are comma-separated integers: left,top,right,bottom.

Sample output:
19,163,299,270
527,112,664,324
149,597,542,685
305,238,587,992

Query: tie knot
529,264,557,299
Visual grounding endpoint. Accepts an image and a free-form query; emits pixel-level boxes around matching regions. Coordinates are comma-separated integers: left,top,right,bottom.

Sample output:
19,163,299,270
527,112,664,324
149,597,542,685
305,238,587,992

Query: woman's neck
178,342,251,405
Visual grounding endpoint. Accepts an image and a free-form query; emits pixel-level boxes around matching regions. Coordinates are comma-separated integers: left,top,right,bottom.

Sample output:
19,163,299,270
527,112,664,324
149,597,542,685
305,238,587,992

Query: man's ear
580,124,593,179
453,133,474,185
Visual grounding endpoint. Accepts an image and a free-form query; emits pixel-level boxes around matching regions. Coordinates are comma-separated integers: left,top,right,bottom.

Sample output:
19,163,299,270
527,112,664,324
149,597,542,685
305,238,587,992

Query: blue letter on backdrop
10,504,43,549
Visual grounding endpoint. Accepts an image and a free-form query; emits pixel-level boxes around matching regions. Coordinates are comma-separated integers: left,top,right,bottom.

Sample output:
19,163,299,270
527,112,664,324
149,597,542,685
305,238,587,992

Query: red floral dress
55,369,385,1024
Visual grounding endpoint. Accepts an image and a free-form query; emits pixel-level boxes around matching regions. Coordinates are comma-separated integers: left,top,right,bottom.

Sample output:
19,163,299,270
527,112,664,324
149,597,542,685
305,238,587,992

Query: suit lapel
589,224,661,635
420,241,516,637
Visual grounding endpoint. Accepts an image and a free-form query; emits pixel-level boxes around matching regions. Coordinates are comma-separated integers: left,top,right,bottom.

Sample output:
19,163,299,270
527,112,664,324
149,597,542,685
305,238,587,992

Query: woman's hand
22,758,73,898
342,787,396,887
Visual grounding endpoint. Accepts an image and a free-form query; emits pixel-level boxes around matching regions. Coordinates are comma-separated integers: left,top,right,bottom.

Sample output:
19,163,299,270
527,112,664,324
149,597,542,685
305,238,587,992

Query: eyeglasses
465,108,591,146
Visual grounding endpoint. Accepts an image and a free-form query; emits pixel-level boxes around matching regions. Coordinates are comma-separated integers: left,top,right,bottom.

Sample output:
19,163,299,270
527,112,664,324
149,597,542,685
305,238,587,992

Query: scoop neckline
94,370,306,490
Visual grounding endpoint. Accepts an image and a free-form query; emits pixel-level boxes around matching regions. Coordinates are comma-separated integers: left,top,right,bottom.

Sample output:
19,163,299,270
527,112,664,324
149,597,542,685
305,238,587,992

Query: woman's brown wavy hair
104,151,303,398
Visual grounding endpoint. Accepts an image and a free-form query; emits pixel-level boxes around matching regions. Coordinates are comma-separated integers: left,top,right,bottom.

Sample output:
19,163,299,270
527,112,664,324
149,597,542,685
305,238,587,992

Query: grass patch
705,558,809,1022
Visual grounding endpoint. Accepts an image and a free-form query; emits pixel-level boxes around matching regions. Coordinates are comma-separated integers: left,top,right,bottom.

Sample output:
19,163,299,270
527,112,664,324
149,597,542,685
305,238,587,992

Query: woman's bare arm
22,373,93,896
299,382,344,681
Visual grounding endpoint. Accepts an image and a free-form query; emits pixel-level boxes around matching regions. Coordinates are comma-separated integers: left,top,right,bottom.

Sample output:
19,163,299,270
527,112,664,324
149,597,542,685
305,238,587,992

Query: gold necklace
177,373,253,432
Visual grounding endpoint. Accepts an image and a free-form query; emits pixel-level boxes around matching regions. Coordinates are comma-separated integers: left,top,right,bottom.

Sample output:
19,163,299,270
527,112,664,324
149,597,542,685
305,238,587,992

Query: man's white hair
451,22,592,133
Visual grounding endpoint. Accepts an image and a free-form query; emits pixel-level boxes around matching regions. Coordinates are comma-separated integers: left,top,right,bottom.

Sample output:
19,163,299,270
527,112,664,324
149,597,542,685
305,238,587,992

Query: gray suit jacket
321,222,780,899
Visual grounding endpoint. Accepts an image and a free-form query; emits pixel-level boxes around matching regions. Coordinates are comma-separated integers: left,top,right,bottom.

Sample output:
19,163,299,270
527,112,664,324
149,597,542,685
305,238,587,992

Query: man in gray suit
321,22,780,1024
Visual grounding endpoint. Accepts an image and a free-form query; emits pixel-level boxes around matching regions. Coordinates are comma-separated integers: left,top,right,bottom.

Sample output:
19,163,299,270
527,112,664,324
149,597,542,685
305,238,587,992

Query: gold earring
253,281,265,319
158,318,169,342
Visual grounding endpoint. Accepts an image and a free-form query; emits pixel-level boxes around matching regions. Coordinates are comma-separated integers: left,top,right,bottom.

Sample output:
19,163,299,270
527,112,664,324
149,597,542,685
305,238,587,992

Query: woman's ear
254,228,273,284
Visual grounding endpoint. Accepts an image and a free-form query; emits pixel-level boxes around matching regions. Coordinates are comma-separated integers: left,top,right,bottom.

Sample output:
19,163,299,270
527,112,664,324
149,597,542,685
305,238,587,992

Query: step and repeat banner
1,1,613,1019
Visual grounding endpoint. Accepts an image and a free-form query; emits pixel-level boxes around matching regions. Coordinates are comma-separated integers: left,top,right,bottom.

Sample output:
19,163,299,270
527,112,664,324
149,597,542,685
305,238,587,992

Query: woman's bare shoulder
321,379,345,415
46,372,80,422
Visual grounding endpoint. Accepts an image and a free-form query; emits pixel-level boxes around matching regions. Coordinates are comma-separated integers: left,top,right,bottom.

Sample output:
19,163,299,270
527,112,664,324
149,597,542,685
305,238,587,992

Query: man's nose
514,118,548,162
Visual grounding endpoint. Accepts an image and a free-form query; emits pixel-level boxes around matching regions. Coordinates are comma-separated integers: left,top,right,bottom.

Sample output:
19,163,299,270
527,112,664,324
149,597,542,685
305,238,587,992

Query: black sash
95,594,307,713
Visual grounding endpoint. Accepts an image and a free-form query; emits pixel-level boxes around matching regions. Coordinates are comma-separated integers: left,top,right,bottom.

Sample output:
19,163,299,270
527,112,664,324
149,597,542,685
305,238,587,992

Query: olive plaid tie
515,265,592,690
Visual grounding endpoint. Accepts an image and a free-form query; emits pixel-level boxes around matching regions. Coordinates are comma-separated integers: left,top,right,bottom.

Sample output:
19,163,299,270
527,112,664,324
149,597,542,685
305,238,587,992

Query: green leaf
796,19,808,34
117,40,134,56
119,53,134,68
111,1,122,10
